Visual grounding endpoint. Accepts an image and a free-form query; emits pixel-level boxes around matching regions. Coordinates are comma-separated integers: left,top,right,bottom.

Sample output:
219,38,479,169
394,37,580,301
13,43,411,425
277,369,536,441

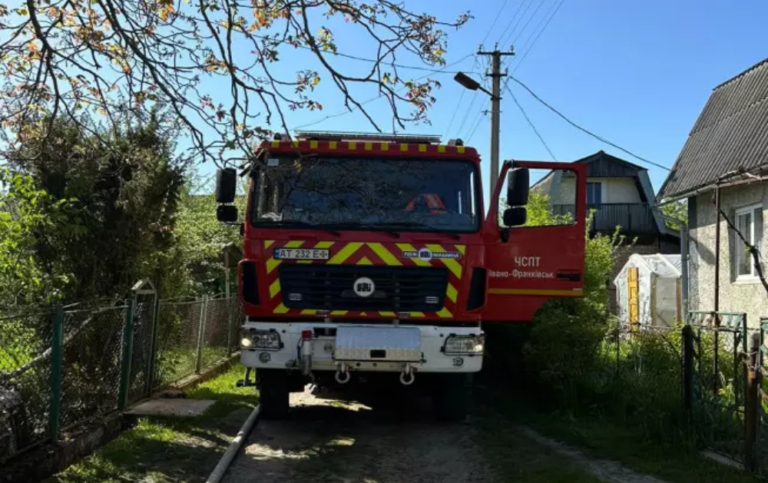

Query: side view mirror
507,168,530,207
216,168,237,203
217,205,238,223
503,207,527,227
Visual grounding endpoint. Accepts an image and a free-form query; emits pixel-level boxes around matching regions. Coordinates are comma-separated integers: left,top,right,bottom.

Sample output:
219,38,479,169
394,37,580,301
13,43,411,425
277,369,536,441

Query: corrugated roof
658,58,768,200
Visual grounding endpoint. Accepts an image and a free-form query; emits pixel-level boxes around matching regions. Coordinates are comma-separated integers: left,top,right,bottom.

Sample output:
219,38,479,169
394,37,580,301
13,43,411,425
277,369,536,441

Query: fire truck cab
215,131,586,420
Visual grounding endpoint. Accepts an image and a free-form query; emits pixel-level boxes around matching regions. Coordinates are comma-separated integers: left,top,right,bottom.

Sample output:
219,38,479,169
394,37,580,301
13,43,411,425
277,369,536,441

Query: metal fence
0,293,243,462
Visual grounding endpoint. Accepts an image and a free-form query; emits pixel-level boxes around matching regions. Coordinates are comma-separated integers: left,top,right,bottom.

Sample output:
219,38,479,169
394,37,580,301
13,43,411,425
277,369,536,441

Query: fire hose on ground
204,403,261,483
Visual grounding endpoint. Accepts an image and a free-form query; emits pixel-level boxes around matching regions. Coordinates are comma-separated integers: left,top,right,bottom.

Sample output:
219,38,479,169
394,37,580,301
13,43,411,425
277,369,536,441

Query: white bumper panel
240,321,483,374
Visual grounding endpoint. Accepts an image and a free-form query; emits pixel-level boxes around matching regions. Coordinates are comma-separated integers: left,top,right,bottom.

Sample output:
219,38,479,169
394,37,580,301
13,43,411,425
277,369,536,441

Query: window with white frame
734,204,763,279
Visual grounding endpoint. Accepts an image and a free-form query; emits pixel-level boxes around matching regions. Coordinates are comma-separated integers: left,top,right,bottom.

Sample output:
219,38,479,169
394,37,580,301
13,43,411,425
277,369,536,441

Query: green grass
474,405,603,482
479,388,763,483
48,364,255,483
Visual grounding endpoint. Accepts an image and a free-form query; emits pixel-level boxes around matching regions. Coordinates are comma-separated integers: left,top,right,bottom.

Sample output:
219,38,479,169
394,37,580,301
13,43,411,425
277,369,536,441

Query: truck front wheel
434,374,472,422
257,370,289,420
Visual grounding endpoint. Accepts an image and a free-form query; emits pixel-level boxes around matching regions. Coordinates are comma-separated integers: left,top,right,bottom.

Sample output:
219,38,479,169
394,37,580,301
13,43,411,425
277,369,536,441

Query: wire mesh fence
0,293,242,463
0,311,54,460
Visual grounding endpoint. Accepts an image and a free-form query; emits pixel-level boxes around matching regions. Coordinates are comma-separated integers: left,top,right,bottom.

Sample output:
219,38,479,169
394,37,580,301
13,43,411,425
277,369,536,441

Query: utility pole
478,48,514,199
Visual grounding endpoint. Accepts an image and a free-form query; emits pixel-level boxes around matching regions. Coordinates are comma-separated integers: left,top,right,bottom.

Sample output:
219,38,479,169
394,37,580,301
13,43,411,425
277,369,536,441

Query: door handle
556,271,581,282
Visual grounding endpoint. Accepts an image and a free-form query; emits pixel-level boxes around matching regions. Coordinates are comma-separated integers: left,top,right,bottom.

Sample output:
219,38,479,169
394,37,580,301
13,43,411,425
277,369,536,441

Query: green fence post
145,294,160,397
118,299,135,411
195,296,208,374
48,304,64,441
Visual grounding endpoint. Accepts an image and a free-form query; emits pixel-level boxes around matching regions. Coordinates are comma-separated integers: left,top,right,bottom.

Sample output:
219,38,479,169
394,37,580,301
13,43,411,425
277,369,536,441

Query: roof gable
659,58,768,200
574,150,647,175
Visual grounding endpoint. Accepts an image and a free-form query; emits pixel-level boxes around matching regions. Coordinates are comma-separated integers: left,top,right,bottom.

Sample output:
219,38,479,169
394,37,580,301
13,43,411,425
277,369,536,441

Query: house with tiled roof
658,58,768,326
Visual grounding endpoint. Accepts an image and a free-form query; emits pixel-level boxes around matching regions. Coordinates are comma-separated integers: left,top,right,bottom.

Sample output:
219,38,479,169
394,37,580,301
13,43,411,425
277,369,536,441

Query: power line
500,0,537,48
506,85,556,160
515,0,566,70
294,53,474,130
466,111,488,143
509,76,670,171
459,98,483,139
481,0,511,46
496,0,533,48
445,88,467,138
511,0,549,48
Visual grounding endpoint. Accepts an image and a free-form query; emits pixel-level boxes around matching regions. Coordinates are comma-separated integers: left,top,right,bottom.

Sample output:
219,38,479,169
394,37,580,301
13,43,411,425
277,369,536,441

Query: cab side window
499,168,576,229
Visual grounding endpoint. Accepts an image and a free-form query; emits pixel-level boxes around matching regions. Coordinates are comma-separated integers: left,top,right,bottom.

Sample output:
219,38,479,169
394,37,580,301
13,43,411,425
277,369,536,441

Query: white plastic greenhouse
614,254,682,328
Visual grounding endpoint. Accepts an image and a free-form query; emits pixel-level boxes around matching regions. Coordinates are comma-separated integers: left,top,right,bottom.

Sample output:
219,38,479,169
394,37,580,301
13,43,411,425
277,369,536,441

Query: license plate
273,248,330,260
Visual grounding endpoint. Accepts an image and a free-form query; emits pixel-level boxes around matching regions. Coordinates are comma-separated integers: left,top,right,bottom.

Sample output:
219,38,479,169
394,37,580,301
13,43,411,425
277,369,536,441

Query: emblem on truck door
353,277,375,298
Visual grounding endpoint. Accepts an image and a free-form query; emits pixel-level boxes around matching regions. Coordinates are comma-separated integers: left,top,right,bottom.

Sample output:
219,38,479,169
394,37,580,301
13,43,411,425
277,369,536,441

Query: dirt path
223,386,495,483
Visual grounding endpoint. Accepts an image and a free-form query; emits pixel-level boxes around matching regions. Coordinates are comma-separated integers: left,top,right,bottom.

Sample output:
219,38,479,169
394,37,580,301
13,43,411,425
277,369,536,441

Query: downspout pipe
655,211,689,318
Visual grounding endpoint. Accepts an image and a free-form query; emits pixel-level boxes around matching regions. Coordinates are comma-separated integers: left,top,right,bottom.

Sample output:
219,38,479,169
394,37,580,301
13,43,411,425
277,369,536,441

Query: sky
193,0,768,203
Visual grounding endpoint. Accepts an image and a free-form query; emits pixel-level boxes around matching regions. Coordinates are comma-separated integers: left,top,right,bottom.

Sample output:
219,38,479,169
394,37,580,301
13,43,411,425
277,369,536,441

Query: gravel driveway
223,385,495,483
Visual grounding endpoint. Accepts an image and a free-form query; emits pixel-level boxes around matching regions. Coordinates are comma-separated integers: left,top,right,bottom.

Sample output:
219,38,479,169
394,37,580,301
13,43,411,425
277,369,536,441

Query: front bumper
239,321,483,374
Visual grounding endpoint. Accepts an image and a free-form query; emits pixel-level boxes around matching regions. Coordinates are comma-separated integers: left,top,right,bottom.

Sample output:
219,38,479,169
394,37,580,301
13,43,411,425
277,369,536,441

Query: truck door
482,161,587,322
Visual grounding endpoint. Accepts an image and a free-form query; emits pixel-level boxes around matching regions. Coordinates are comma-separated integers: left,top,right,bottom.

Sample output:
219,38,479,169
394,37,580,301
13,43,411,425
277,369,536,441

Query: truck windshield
250,156,479,233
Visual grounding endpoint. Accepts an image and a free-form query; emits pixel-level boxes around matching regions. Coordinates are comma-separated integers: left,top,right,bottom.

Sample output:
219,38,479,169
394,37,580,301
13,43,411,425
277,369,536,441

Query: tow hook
399,363,415,386
335,363,351,384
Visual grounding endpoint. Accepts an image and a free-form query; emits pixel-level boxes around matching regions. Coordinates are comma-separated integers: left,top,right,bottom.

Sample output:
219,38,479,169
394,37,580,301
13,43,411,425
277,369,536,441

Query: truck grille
279,265,449,312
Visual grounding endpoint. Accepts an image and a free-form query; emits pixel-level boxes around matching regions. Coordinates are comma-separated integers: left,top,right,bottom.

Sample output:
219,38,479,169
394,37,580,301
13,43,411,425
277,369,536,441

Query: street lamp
454,73,492,97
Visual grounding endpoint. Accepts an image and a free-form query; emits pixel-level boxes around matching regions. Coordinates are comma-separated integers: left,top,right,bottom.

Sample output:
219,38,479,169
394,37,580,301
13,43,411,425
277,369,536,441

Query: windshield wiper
376,222,461,240
327,222,400,239
271,220,340,237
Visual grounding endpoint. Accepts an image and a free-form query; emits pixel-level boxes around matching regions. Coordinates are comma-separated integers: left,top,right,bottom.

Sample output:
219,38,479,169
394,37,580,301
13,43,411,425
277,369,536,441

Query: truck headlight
443,335,484,355
240,328,282,351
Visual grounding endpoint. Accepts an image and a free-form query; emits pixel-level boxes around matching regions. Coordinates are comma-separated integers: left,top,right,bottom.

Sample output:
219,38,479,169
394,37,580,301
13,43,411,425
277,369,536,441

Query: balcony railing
552,203,657,234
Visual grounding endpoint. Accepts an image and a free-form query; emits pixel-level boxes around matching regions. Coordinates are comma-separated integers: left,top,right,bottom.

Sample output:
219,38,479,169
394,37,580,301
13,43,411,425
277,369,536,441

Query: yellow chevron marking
447,283,458,303
368,243,402,266
271,141,280,148
266,258,281,274
274,303,289,314
269,280,281,298
436,308,453,318
396,243,431,267
264,240,275,249
381,143,389,151
331,310,348,316
457,146,465,154
310,140,318,149
357,256,373,265
328,242,363,264
364,142,373,151
360,312,368,316
426,244,462,278
456,245,466,255
488,288,583,297
419,144,427,152
410,312,425,317
348,141,357,150
266,240,305,273
291,140,299,147
379,311,396,317
438,145,446,153
329,141,337,150
400,143,408,152
301,309,317,315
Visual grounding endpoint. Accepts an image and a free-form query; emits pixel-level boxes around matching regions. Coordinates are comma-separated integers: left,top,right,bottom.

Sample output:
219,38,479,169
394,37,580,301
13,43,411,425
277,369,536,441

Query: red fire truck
215,131,586,420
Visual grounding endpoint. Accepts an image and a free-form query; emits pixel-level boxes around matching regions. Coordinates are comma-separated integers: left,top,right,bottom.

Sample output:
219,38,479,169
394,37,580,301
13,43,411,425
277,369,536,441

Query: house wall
554,177,642,204
688,181,768,328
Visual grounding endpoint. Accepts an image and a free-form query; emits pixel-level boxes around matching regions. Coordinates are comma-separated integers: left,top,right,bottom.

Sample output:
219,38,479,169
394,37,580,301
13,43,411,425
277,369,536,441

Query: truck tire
257,370,290,420
434,374,471,422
